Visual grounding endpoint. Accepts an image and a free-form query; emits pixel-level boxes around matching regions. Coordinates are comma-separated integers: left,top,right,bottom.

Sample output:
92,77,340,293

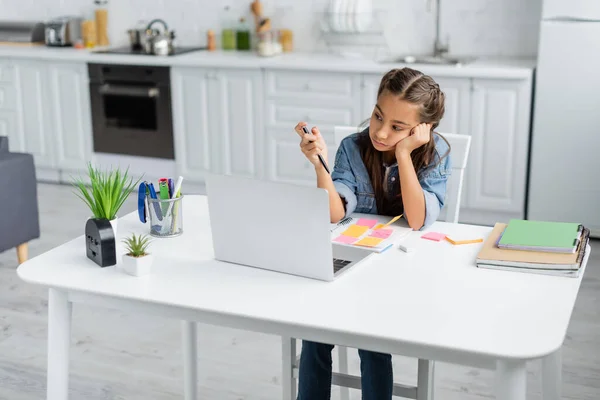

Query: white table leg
47,288,72,400
182,321,198,400
542,348,561,400
417,359,435,400
495,360,527,400
338,346,350,400
282,336,297,400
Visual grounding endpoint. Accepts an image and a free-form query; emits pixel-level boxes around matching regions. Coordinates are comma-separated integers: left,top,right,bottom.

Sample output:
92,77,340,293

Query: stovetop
94,46,207,56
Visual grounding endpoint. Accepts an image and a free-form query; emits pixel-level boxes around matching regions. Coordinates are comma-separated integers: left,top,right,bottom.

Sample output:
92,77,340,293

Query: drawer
0,63,16,83
266,129,336,184
0,83,17,111
266,100,356,129
266,70,360,99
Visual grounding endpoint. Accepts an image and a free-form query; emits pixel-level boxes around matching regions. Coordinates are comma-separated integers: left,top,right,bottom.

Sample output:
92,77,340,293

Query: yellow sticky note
373,223,385,230
383,214,403,227
342,225,369,238
355,236,384,247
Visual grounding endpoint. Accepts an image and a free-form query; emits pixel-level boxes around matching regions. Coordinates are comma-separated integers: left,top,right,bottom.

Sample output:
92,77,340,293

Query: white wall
0,0,542,58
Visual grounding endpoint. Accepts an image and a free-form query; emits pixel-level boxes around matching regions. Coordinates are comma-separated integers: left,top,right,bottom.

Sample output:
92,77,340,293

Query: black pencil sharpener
85,218,116,267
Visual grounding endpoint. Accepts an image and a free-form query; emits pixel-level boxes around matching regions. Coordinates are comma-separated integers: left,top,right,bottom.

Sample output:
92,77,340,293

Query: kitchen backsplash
1,0,542,58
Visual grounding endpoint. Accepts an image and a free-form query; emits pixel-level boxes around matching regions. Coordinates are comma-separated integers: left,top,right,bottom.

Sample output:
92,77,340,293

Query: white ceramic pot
109,216,118,236
122,254,153,276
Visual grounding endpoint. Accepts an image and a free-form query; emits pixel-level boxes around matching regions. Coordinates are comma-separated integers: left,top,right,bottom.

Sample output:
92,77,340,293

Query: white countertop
0,45,536,79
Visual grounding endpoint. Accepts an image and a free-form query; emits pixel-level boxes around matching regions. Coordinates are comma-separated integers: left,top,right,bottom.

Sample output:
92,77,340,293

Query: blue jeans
297,340,393,400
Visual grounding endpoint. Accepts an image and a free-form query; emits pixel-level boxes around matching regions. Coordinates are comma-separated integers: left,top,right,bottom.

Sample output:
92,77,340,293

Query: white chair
282,126,472,400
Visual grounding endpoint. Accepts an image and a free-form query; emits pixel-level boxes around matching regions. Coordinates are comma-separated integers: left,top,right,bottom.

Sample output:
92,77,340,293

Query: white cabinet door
433,77,471,136
48,62,93,172
466,78,531,217
171,67,216,181
14,61,54,168
214,68,263,178
0,111,19,151
265,127,336,186
361,73,381,123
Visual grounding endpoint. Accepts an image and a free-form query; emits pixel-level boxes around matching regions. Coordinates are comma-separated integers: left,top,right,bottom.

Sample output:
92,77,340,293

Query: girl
294,67,451,400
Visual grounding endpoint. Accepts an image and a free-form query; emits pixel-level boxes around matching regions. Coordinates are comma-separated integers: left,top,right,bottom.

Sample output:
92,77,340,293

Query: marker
165,176,184,217
302,126,330,174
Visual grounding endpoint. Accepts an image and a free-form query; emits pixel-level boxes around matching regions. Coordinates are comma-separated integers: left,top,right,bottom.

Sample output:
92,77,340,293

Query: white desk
17,195,590,400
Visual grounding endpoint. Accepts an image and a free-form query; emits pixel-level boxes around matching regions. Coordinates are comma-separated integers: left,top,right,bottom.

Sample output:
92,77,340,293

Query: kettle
143,19,175,56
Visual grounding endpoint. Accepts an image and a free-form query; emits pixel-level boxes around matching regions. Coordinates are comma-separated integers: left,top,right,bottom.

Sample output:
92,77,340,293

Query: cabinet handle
304,83,310,91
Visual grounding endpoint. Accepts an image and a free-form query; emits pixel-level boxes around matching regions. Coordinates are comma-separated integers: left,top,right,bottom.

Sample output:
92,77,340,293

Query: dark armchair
0,136,40,264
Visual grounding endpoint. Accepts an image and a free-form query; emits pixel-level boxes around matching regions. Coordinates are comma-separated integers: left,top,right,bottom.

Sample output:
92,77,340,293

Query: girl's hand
295,122,329,169
395,123,432,158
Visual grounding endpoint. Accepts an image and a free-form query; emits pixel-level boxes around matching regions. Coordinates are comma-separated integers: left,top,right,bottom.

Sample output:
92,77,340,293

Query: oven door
90,81,174,159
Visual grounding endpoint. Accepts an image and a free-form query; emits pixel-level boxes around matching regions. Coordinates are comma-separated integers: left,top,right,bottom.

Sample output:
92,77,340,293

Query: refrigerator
528,0,600,237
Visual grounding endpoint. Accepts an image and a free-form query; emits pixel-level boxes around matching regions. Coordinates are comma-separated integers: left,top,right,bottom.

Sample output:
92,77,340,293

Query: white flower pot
109,216,118,236
122,254,153,276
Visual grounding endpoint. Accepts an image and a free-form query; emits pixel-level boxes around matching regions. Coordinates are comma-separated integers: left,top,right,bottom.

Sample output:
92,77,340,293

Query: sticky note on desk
445,236,483,245
356,218,378,228
333,235,357,244
421,232,446,242
355,236,384,247
342,225,369,238
370,228,393,239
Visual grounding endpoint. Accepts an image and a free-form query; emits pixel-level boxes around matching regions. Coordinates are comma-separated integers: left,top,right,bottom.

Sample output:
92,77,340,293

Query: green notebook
498,219,582,253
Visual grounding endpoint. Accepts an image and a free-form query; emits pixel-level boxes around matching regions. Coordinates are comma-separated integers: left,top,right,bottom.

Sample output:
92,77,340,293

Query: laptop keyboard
333,258,352,273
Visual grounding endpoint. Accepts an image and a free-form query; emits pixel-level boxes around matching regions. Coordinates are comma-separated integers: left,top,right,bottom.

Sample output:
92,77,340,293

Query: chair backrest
438,133,471,223
332,126,471,224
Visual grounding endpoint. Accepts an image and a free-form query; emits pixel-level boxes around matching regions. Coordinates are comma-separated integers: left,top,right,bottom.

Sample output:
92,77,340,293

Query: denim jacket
332,128,451,230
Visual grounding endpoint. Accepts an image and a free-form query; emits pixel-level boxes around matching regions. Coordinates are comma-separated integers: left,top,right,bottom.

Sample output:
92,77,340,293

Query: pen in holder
146,195,184,237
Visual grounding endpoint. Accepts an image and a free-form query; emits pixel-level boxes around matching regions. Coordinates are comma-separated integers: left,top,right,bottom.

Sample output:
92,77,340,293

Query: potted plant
121,233,153,276
72,162,142,235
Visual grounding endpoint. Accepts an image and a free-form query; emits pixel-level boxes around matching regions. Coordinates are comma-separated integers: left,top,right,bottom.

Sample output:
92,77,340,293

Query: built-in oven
88,63,174,159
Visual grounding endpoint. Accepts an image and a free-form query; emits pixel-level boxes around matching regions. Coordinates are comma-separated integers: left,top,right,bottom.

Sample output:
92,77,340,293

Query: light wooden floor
0,183,598,400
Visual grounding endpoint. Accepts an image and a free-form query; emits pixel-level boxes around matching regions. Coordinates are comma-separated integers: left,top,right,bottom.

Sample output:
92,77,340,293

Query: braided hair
358,68,451,215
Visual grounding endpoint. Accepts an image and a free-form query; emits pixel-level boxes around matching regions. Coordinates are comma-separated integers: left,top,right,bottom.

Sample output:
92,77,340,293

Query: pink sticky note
421,232,446,242
370,228,393,239
333,235,358,244
356,218,378,228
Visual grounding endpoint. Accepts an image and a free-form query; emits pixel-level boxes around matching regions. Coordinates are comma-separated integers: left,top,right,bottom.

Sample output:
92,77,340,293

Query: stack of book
476,219,590,277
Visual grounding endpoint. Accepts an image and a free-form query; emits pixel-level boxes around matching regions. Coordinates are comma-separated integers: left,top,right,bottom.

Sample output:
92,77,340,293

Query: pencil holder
146,195,184,238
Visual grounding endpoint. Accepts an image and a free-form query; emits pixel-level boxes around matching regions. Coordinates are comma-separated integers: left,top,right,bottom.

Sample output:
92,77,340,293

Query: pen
302,126,330,174
148,183,163,221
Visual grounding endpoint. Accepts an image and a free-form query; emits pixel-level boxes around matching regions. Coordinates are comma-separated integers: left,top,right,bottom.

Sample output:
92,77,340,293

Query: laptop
204,173,374,281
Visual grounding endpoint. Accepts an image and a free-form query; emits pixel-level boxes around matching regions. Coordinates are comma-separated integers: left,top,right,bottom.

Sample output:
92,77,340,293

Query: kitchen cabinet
264,69,361,186
214,68,264,178
2,59,92,181
171,67,215,181
48,62,93,174
14,61,55,170
459,77,532,225
172,67,263,181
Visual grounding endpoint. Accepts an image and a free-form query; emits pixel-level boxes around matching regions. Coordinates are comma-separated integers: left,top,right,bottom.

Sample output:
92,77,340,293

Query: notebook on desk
205,173,375,282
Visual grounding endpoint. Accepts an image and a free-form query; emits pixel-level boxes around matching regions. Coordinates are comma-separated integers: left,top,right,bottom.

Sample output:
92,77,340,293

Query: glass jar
94,0,109,46
236,17,251,51
221,6,236,50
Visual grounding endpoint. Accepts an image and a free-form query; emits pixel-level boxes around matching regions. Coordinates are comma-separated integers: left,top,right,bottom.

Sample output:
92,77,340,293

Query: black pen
302,126,330,174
